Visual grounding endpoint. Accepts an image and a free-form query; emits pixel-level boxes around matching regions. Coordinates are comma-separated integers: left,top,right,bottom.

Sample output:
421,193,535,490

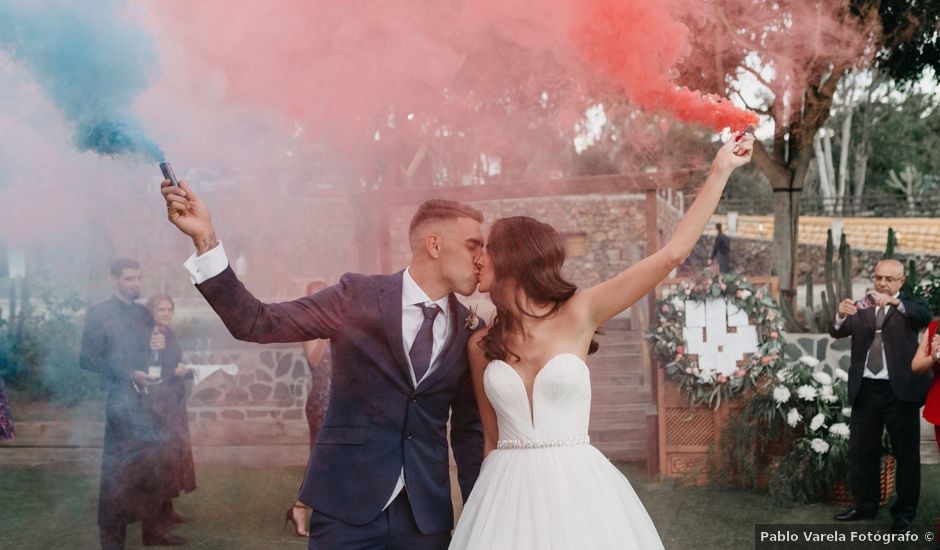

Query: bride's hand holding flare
714,130,755,172
161,180,220,255
577,130,753,328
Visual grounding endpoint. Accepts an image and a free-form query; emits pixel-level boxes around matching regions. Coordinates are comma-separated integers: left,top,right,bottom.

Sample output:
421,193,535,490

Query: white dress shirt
183,245,452,509
834,292,905,380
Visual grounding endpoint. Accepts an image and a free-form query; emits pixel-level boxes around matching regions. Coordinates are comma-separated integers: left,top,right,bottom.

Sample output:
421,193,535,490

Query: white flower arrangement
758,354,855,495
828,423,850,439
833,368,849,382
796,385,818,401
810,438,830,454
809,413,826,432
819,385,839,403
787,408,801,427
798,355,820,368
773,386,791,404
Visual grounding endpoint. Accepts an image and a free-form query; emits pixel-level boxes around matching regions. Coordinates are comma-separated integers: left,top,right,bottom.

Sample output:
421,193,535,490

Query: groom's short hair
409,199,484,239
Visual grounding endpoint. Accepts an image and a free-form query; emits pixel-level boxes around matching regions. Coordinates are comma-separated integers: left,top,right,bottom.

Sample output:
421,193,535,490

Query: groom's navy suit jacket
196,267,483,534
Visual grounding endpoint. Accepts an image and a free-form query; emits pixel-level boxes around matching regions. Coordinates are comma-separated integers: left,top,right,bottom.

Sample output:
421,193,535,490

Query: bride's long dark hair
480,216,599,362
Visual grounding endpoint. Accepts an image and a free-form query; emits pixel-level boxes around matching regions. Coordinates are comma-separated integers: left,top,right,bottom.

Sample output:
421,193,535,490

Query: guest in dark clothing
829,259,933,534
708,222,732,274
80,259,186,549
0,376,13,440
147,294,196,526
285,280,333,537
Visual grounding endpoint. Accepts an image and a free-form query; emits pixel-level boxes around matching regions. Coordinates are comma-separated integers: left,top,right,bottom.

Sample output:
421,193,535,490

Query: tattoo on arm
195,233,219,255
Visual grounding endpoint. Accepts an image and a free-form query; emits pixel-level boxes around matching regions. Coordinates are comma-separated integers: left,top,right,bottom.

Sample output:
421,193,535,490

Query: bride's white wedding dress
449,353,665,550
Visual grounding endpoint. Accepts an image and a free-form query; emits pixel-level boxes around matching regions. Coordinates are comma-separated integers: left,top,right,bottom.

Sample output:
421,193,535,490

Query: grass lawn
0,462,937,549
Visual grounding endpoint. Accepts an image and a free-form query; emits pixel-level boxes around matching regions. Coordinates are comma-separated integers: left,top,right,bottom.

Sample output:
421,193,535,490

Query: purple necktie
410,304,441,382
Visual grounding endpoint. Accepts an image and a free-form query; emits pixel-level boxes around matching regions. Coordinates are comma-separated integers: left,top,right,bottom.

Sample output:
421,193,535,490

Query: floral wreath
647,273,787,408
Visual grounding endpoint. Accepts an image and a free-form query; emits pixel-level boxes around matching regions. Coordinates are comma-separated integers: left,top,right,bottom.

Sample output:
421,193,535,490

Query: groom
161,181,485,549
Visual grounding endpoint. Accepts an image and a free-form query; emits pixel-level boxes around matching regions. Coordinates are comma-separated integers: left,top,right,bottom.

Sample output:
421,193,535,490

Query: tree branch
734,90,772,116
741,65,777,94
752,140,791,188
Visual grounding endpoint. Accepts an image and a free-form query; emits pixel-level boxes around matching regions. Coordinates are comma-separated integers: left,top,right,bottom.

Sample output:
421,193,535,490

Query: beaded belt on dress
496,435,590,449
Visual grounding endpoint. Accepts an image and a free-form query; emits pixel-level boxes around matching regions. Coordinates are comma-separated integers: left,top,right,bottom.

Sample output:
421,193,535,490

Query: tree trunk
822,131,837,215
813,131,834,213
853,151,867,206
837,107,853,213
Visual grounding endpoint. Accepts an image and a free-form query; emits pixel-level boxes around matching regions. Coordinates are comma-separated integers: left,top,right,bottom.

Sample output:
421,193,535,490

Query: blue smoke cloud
0,0,164,161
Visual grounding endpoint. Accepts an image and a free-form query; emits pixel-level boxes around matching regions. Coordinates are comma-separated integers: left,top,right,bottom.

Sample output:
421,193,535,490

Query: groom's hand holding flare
161,180,219,255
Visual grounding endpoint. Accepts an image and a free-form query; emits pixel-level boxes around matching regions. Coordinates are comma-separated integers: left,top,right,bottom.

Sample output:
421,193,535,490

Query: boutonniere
465,306,480,330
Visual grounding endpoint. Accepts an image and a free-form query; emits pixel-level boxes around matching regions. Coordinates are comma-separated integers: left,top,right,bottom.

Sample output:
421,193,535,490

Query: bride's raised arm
577,132,755,328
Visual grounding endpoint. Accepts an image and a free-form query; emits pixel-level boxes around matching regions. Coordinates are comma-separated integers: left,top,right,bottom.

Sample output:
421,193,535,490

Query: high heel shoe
284,504,309,537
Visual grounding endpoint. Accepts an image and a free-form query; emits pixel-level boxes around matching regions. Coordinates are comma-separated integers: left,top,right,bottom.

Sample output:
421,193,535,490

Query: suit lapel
865,306,877,336
420,295,469,390
883,301,899,325
379,271,413,388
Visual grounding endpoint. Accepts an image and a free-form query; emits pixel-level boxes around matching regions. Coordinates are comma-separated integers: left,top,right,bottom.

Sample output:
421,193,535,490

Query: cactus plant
884,228,918,296
902,258,919,296
837,232,852,302
801,229,854,333
884,227,897,259
804,272,816,330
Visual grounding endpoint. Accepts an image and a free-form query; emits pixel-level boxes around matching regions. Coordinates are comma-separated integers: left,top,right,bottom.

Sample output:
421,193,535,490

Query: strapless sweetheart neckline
488,353,587,426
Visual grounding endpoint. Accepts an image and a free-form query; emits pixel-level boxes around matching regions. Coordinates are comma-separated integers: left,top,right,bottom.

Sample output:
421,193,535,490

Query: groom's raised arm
162,179,350,343
186,244,351,343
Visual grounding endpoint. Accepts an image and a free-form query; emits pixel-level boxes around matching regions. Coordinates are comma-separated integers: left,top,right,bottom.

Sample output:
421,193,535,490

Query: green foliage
859,0,940,84
0,279,100,406
720,355,859,504
865,92,940,197
917,275,940,318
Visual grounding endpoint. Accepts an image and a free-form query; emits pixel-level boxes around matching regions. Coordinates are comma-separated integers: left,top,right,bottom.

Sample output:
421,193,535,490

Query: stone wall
784,333,852,372
183,346,310,422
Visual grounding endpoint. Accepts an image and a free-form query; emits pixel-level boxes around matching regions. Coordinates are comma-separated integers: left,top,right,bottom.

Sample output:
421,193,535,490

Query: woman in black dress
147,294,197,525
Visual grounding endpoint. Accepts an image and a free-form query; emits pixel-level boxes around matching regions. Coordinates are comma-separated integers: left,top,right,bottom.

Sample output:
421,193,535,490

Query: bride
449,131,754,549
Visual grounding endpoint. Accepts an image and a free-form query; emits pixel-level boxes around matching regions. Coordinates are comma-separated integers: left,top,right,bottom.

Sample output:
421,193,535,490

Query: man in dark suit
162,180,484,550
829,259,933,532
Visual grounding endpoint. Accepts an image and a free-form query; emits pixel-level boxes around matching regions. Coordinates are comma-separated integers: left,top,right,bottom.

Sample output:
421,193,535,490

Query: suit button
409,396,417,404
404,431,412,440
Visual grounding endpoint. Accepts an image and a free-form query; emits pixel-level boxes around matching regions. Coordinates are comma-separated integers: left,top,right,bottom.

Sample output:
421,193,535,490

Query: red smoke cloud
145,0,756,165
